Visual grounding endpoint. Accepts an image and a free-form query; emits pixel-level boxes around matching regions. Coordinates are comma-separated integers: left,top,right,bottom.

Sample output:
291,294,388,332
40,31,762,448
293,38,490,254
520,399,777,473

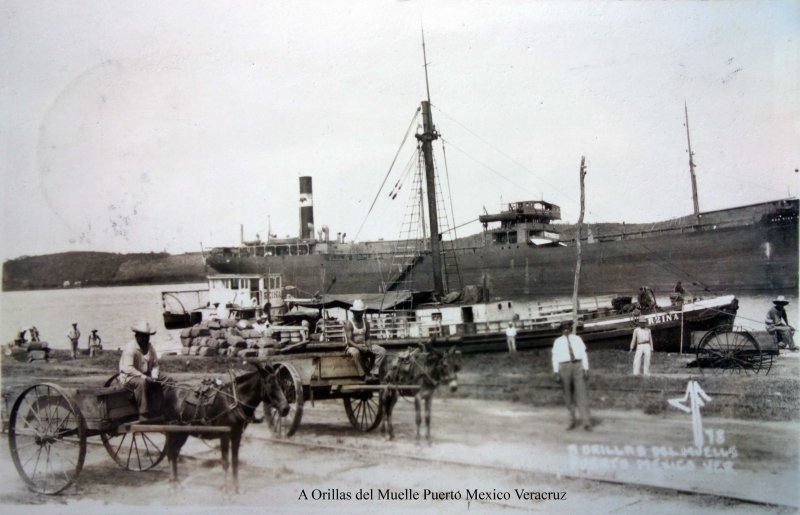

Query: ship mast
417,28,444,297
685,102,700,219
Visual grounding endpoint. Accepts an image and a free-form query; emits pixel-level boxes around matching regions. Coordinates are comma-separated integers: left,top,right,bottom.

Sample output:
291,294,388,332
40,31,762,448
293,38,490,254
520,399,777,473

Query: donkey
164,362,289,492
379,344,459,443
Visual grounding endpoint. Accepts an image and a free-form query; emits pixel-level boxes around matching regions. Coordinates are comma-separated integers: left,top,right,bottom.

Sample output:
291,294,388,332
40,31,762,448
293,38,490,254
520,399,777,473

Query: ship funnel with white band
299,176,314,240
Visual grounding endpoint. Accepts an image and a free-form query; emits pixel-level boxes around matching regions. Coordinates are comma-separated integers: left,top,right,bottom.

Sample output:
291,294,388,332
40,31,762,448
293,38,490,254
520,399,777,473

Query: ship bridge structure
479,200,564,247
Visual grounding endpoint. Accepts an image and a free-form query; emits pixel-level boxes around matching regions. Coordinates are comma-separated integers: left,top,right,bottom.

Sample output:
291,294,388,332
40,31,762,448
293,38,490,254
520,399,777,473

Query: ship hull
207,199,798,299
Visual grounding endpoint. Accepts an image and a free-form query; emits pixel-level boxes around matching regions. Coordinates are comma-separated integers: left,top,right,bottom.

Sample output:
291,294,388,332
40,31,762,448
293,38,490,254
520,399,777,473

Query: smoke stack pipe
240,224,244,244
299,176,314,240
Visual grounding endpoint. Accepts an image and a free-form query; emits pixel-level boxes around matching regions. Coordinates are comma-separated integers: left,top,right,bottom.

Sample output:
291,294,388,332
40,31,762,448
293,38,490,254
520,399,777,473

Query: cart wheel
344,392,384,432
8,383,87,494
266,363,303,438
99,374,166,470
697,326,770,375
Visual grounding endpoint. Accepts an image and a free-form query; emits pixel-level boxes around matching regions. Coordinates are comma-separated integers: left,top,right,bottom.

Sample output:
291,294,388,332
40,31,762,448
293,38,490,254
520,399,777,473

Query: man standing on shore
505,322,518,353
67,323,81,359
552,321,592,431
88,329,103,357
766,296,797,351
630,319,654,376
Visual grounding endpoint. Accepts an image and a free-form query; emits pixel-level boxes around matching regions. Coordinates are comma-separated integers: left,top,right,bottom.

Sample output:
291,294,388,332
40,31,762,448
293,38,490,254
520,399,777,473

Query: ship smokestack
299,176,314,240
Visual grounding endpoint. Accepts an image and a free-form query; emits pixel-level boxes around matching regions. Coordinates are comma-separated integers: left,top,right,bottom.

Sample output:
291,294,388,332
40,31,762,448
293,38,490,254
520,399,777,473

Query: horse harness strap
179,378,222,425
178,372,257,425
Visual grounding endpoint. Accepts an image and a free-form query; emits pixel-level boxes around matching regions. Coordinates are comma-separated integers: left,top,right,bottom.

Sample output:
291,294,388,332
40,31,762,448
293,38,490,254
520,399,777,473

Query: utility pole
685,102,700,219
572,156,587,330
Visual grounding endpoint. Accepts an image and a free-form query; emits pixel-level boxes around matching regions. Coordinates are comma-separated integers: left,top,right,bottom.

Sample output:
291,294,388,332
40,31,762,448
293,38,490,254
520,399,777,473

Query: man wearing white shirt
630,319,654,376
505,322,518,353
551,321,591,431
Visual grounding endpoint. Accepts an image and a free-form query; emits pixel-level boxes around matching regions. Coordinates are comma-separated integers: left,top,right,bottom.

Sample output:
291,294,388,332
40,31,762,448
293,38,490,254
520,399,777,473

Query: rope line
353,108,421,243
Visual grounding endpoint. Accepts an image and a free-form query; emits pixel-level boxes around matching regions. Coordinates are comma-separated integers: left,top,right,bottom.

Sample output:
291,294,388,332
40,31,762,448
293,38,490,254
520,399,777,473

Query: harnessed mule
379,345,459,443
164,362,288,491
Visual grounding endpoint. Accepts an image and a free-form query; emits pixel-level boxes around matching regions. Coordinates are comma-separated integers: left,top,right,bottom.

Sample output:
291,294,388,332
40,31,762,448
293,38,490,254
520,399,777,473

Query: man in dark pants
551,321,592,431
118,321,173,423
766,295,797,351
67,323,81,359
344,299,386,383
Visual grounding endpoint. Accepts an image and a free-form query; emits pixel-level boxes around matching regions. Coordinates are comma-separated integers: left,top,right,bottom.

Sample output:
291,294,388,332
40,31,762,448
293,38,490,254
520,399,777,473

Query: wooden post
572,156,587,331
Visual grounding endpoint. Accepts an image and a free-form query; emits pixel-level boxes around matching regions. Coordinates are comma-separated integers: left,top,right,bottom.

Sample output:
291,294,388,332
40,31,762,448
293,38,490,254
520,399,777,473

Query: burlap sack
198,346,218,357
227,335,246,348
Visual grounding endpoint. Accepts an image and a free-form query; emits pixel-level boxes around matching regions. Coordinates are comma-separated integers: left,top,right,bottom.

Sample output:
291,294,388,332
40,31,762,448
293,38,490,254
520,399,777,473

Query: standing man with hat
344,299,386,383
67,323,81,359
630,319,654,376
552,320,592,431
88,329,103,357
119,321,172,423
766,296,797,351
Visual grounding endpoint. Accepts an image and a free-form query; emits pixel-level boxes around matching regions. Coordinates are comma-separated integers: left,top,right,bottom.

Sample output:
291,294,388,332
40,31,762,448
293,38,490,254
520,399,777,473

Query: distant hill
2,251,207,291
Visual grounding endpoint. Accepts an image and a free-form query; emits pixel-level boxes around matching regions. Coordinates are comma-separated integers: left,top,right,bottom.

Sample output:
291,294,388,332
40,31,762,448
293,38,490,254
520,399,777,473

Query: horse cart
262,339,461,442
695,325,777,375
6,376,231,495
263,343,395,437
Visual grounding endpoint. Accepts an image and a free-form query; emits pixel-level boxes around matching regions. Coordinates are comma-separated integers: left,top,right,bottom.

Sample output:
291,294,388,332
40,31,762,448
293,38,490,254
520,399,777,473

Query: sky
1,0,798,261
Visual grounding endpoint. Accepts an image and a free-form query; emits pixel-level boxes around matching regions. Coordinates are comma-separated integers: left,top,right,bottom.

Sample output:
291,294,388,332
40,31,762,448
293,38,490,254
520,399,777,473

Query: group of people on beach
66,322,104,358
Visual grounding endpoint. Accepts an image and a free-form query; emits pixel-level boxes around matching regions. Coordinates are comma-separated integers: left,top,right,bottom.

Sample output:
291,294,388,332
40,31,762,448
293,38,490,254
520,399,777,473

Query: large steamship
205,176,798,299
205,46,798,300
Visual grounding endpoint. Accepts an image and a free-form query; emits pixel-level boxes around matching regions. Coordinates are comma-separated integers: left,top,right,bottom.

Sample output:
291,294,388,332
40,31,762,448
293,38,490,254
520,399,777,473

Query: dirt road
2,349,798,513
1,393,797,513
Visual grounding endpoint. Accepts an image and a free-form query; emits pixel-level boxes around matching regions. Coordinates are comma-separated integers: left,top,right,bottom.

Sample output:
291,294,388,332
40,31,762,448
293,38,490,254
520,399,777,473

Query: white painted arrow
669,380,712,447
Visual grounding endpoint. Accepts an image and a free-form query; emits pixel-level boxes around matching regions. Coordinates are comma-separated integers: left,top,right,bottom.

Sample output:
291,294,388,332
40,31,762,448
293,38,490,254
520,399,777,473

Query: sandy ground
1,352,798,514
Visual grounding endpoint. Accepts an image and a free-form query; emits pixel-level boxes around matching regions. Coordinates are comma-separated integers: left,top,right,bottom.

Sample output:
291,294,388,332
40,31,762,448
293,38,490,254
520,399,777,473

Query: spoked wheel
697,326,771,375
100,431,166,471
343,392,384,432
8,383,87,494
100,374,166,471
266,363,303,438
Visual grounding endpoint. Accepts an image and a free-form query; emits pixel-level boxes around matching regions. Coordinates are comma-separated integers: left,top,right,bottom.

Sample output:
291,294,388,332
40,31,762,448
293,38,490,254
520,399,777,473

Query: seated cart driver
344,299,386,384
119,321,174,423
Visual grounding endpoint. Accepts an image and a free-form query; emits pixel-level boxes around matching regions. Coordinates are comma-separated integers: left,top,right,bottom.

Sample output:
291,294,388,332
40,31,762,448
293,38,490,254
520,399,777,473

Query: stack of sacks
180,318,276,357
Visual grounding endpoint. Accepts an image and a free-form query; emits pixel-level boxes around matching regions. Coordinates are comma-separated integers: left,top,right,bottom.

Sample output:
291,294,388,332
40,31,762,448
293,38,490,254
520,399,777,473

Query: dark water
1,284,796,354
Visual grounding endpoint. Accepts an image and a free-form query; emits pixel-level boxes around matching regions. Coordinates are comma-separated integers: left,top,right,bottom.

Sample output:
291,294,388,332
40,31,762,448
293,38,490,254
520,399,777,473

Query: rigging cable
440,139,459,242
352,107,421,243
440,137,535,197
433,104,600,219
436,112,723,292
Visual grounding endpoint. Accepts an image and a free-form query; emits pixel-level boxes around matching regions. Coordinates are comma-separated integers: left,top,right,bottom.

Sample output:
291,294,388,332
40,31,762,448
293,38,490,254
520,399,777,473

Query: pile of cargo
179,318,308,358
180,318,272,358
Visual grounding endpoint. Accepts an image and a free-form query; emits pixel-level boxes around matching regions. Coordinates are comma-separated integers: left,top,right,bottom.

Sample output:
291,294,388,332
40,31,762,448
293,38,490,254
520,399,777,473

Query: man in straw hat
551,320,592,431
119,321,173,423
766,296,797,351
88,329,103,357
630,318,654,376
344,299,386,383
